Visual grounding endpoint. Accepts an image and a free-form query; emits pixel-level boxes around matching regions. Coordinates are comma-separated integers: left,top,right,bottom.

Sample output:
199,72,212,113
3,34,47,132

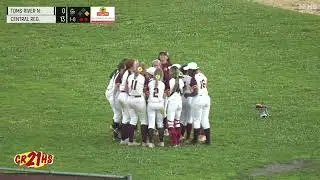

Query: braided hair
153,68,163,89
170,66,183,94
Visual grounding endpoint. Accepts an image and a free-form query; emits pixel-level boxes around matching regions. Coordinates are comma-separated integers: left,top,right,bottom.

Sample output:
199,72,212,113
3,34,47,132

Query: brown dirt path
254,0,320,15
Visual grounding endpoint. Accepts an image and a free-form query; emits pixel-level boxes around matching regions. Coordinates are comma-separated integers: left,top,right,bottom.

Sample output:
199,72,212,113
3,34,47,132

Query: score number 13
60,8,66,22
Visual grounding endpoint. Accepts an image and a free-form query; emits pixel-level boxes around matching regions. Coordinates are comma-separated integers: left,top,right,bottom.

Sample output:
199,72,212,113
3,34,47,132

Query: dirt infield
254,0,320,15
0,173,126,180
0,168,131,180
0,173,122,180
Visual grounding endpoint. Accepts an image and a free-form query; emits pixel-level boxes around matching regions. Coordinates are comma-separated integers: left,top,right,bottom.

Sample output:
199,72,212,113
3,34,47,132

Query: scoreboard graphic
6,7,115,23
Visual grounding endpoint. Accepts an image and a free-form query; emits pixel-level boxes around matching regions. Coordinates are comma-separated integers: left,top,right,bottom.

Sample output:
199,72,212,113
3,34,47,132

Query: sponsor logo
14,151,54,168
97,7,109,16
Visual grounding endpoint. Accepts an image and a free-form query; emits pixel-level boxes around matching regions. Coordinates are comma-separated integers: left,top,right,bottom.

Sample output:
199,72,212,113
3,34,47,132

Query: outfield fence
0,167,132,180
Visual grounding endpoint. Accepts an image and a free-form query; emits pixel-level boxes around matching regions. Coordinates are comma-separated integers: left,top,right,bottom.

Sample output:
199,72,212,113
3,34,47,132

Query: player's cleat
154,129,159,136
173,144,180,148
113,129,121,141
147,143,155,148
191,138,199,145
204,141,211,145
141,142,148,147
128,141,140,146
184,139,191,144
180,136,185,141
158,142,165,147
113,136,121,142
199,135,206,142
164,129,169,136
256,103,270,118
120,138,129,145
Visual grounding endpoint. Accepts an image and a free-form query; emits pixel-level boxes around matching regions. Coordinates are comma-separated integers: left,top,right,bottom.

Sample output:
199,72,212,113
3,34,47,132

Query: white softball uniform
147,79,165,129
105,72,122,123
117,70,131,124
127,74,147,126
166,78,184,128
191,72,211,129
181,75,193,126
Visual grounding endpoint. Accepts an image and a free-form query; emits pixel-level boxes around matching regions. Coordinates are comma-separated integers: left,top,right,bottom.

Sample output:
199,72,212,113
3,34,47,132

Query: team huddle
105,51,211,148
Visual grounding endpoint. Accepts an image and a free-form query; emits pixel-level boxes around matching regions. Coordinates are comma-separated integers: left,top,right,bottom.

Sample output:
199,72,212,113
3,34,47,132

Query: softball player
158,51,172,136
144,67,156,98
184,62,211,145
180,64,193,142
166,64,184,146
147,68,166,148
152,59,161,69
105,61,126,140
127,64,148,146
117,59,138,145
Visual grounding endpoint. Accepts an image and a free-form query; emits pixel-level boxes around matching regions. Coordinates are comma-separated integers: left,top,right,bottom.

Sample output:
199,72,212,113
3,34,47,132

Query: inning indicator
67,7,90,23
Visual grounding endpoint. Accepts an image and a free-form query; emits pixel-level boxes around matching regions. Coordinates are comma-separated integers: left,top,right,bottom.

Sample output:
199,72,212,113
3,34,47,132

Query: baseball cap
168,64,181,69
159,51,169,56
183,62,199,70
146,67,156,75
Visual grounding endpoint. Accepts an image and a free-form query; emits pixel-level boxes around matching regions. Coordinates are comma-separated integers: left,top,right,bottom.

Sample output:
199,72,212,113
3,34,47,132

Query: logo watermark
297,3,320,11
14,151,54,168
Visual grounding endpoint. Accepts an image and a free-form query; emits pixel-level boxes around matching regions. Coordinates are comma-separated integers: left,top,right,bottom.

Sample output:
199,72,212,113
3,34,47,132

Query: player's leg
120,106,130,143
127,98,139,145
107,92,117,135
185,100,193,142
180,97,188,139
166,100,178,146
118,93,130,144
201,96,211,145
138,99,148,146
106,90,116,130
147,103,156,147
191,98,202,144
174,101,183,145
155,105,164,146
112,98,122,140
163,97,169,136
136,98,149,147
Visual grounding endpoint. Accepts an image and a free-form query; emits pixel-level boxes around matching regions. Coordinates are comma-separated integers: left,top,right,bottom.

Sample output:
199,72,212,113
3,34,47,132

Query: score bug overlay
6,6,115,24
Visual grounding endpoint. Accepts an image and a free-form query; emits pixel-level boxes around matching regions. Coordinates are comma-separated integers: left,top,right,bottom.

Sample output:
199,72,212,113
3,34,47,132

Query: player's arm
125,79,129,93
113,73,122,97
114,74,121,89
144,80,150,98
165,79,173,97
184,77,198,98
123,72,130,93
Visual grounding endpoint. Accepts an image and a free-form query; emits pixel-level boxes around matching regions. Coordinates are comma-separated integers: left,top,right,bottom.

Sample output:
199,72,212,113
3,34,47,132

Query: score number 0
60,8,66,22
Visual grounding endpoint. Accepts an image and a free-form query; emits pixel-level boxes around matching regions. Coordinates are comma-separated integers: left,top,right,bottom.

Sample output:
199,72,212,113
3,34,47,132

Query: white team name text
10,8,41,14
10,16,40,21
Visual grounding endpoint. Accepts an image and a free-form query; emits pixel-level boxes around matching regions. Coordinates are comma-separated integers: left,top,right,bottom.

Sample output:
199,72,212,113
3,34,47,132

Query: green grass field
1,0,320,179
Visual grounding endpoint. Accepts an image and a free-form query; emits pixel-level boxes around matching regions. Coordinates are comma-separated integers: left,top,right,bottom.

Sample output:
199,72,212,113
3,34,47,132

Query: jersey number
153,88,159,97
200,80,206,89
131,80,137,90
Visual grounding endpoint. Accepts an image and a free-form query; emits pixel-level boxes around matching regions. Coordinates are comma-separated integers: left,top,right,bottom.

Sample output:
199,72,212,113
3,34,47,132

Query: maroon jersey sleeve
115,73,122,83
190,76,197,88
163,73,170,90
144,76,149,86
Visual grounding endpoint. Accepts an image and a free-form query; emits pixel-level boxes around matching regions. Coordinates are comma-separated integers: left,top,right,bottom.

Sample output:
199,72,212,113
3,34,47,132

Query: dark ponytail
109,59,127,79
